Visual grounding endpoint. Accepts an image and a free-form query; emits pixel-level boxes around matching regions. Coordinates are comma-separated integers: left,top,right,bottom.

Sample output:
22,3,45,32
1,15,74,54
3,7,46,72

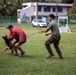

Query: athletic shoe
59,55,64,59
47,53,54,59
13,53,19,56
19,51,25,57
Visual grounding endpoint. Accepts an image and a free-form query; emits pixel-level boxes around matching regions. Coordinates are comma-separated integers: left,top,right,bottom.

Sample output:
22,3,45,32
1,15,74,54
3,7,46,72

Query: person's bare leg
17,46,23,52
12,47,18,56
16,46,25,57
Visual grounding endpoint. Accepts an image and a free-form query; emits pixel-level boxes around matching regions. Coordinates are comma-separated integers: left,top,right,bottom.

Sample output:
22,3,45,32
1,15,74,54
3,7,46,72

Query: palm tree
68,0,76,15
0,0,14,16
13,0,26,5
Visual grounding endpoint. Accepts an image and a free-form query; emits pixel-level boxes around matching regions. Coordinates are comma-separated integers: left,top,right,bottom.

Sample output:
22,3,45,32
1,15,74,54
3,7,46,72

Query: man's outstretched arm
41,27,51,33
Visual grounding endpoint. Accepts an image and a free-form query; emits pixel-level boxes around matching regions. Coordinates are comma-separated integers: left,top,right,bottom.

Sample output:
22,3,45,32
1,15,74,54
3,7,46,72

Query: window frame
44,6,51,12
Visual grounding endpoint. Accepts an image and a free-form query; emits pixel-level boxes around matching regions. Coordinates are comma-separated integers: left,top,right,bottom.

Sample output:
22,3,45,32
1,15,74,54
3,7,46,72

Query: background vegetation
0,0,74,16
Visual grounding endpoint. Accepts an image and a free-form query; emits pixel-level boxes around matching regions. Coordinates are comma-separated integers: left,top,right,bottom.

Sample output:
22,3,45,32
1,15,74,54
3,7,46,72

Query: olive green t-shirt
47,20,60,35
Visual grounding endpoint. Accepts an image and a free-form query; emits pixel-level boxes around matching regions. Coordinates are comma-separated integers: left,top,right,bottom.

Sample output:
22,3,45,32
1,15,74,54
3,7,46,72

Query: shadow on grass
3,53,44,59
2,53,75,61
22,54,44,59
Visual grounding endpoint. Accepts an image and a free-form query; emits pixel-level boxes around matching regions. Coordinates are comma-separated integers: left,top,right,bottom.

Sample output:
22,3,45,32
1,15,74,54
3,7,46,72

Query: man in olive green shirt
41,14,63,59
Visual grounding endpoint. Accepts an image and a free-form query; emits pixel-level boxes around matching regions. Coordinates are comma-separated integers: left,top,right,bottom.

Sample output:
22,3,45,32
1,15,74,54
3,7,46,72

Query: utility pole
36,2,38,20
56,3,58,21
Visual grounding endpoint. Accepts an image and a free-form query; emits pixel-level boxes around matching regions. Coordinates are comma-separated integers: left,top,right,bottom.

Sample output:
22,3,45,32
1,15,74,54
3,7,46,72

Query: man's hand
41,29,47,33
41,27,49,33
45,33,51,36
45,33,49,36
41,30,45,33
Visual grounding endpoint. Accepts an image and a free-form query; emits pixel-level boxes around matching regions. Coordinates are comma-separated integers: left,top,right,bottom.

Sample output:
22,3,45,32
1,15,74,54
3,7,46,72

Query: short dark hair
49,14,55,19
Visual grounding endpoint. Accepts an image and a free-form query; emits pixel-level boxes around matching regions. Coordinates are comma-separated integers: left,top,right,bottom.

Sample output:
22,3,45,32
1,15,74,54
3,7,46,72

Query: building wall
37,6,68,16
18,2,72,22
54,0,63,2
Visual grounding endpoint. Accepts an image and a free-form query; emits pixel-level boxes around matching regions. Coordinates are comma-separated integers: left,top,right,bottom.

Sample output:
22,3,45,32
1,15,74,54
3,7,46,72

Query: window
52,7,56,12
22,5,27,8
34,20,37,22
44,6,51,12
38,6,42,12
58,7,63,12
38,16,42,19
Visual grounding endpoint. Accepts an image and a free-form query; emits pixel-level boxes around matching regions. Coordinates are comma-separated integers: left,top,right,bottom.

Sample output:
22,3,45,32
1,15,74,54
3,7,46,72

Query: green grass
0,24,76,75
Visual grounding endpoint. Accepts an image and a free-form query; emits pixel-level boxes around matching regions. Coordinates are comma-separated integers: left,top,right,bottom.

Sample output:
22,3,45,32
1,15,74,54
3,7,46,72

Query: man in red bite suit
7,25,27,57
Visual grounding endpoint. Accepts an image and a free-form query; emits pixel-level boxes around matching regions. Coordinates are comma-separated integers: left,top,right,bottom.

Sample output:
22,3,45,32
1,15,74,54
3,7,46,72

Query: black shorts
14,38,26,46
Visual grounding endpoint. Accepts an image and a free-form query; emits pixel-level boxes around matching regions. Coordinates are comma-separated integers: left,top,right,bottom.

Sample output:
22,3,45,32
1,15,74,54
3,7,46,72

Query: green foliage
62,0,74,3
0,0,22,16
68,0,76,15
0,0,53,16
0,0,14,16
0,0,73,16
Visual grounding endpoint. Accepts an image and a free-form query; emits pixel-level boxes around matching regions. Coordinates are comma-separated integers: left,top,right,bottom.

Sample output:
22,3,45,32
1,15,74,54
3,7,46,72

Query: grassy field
0,24,76,75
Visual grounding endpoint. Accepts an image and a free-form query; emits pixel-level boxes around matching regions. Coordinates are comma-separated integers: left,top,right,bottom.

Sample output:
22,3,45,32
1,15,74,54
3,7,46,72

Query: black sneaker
13,53,19,56
59,55,64,59
19,51,25,57
11,50,14,54
47,53,54,59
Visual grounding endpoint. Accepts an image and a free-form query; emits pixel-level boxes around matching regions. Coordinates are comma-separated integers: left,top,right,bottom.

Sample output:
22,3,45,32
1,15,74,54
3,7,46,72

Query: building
54,0,63,2
17,2,72,23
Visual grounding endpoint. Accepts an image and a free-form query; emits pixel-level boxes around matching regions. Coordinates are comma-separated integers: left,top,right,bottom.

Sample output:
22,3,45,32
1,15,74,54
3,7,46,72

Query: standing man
7,25,27,57
41,14,63,59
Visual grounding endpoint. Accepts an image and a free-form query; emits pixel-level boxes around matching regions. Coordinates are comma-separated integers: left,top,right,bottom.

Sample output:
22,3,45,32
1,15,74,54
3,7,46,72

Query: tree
0,0,14,16
62,0,74,4
0,0,64,16
68,0,76,15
